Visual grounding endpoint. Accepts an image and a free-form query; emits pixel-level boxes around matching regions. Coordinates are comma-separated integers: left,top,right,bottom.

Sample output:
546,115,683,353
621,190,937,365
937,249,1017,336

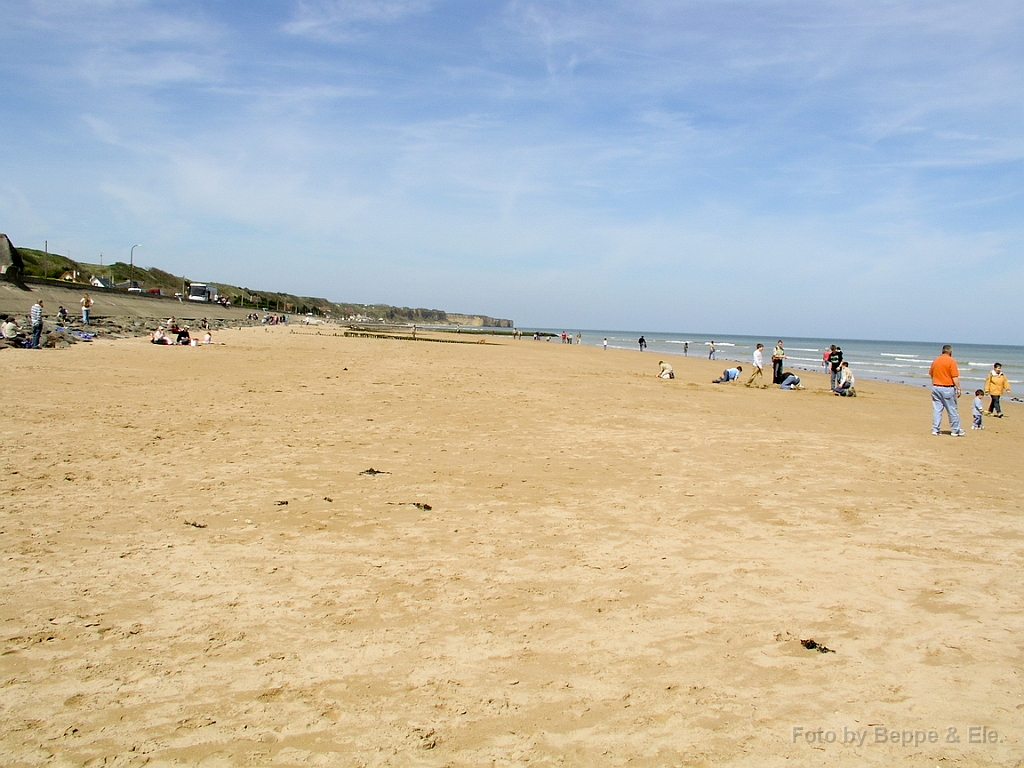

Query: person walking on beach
828,345,844,390
772,340,786,384
80,293,93,325
929,345,964,436
972,389,985,430
29,299,44,349
984,363,1010,418
746,344,765,388
683,342,688,356
603,338,608,350
638,336,647,351
708,341,716,360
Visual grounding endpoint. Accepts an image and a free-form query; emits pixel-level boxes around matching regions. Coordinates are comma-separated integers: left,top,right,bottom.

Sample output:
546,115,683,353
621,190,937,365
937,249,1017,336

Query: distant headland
2,238,513,328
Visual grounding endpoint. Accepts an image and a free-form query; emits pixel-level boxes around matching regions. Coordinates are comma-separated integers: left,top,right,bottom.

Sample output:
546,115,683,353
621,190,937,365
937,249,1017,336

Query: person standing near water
708,341,716,360
772,340,786,384
984,363,1010,418
638,336,646,351
929,345,963,436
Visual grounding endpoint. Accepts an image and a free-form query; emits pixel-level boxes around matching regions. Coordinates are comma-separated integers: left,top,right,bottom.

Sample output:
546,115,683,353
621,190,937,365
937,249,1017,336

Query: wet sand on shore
1,326,1021,766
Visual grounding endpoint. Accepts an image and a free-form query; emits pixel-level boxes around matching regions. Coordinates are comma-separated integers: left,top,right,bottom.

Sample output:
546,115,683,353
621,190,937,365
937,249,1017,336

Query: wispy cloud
1,0,1022,341
284,0,435,39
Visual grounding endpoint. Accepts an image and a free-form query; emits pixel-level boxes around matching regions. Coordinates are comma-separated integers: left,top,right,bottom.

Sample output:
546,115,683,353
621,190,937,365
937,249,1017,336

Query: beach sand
1,327,1021,766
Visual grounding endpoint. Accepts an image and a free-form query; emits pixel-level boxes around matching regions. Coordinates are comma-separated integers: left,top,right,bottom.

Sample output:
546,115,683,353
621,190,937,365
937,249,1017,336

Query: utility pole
129,244,141,289
44,240,48,279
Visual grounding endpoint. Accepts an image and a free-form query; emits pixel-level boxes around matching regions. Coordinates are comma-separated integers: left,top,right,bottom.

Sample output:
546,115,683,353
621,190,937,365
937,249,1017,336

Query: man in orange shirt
929,345,964,436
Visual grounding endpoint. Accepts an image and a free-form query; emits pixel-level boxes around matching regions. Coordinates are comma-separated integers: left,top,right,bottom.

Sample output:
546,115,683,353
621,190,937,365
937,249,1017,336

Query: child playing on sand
658,361,675,379
972,389,985,430
712,366,742,384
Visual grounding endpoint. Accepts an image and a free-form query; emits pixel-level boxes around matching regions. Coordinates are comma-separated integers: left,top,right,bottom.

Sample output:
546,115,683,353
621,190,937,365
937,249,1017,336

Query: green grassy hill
14,247,497,324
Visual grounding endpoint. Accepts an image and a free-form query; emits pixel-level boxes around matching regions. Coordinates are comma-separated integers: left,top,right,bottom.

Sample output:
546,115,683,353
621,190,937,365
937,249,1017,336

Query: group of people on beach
930,346,1011,436
2,293,97,349
706,339,815,391
150,318,213,346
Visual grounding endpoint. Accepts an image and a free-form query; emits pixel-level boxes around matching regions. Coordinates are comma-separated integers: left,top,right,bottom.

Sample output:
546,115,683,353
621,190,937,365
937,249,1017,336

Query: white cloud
1,0,1022,341
284,0,435,39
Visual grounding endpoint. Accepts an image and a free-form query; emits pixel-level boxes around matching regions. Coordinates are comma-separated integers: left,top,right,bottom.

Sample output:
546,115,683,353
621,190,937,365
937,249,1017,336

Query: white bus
188,283,216,302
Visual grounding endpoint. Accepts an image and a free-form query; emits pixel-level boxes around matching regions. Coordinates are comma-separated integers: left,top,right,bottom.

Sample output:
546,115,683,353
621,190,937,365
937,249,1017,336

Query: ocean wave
847,361,930,369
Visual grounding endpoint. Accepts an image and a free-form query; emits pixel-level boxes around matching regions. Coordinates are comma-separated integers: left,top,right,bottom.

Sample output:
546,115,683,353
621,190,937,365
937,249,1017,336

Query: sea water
527,329,1024,395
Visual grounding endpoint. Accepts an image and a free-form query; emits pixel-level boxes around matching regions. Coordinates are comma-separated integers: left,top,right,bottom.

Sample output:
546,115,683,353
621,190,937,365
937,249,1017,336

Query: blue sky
1,1,1022,343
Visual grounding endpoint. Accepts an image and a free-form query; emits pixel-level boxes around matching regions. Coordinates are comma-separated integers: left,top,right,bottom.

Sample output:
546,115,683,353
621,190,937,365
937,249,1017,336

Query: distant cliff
445,313,513,328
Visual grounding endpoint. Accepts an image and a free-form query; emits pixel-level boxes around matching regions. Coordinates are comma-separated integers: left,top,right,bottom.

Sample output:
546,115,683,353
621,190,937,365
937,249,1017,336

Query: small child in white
972,389,985,430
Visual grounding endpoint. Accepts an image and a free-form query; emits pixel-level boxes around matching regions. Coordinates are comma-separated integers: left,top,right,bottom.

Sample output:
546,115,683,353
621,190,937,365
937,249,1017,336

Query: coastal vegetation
14,247,510,326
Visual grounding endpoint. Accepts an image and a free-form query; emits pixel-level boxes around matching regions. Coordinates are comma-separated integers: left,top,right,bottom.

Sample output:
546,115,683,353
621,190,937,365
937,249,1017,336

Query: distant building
90,276,114,289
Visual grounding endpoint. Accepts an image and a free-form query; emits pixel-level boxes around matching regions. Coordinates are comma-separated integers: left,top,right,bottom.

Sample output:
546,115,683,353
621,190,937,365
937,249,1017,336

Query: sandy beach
1,326,1021,767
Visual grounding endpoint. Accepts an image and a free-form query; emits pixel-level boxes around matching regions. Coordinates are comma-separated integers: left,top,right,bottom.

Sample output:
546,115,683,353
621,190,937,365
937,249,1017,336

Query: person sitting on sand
712,366,742,383
176,326,191,345
202,331,212,345
151,328,172,345
779,372,804,390
831,361,855,396
2,316,25,344
658,360,675,379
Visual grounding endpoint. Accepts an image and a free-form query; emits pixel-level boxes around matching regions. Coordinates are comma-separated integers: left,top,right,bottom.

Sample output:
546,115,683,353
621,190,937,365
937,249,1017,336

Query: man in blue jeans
29,299,44,349
929,345,963,436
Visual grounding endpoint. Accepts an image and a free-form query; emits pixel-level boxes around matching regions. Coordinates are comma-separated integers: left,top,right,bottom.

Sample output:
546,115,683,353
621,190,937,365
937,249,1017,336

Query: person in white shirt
745,343,765,388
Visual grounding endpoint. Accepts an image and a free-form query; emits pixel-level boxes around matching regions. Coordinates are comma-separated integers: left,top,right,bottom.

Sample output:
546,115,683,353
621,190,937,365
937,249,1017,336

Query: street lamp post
129,244,141,289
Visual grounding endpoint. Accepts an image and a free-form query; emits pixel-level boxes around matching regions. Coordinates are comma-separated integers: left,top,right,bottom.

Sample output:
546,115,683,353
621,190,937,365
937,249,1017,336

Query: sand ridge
1,327,1021,766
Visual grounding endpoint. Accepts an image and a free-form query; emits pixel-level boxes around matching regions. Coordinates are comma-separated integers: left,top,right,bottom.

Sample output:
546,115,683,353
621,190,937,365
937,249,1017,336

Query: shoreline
519,327,1023,400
